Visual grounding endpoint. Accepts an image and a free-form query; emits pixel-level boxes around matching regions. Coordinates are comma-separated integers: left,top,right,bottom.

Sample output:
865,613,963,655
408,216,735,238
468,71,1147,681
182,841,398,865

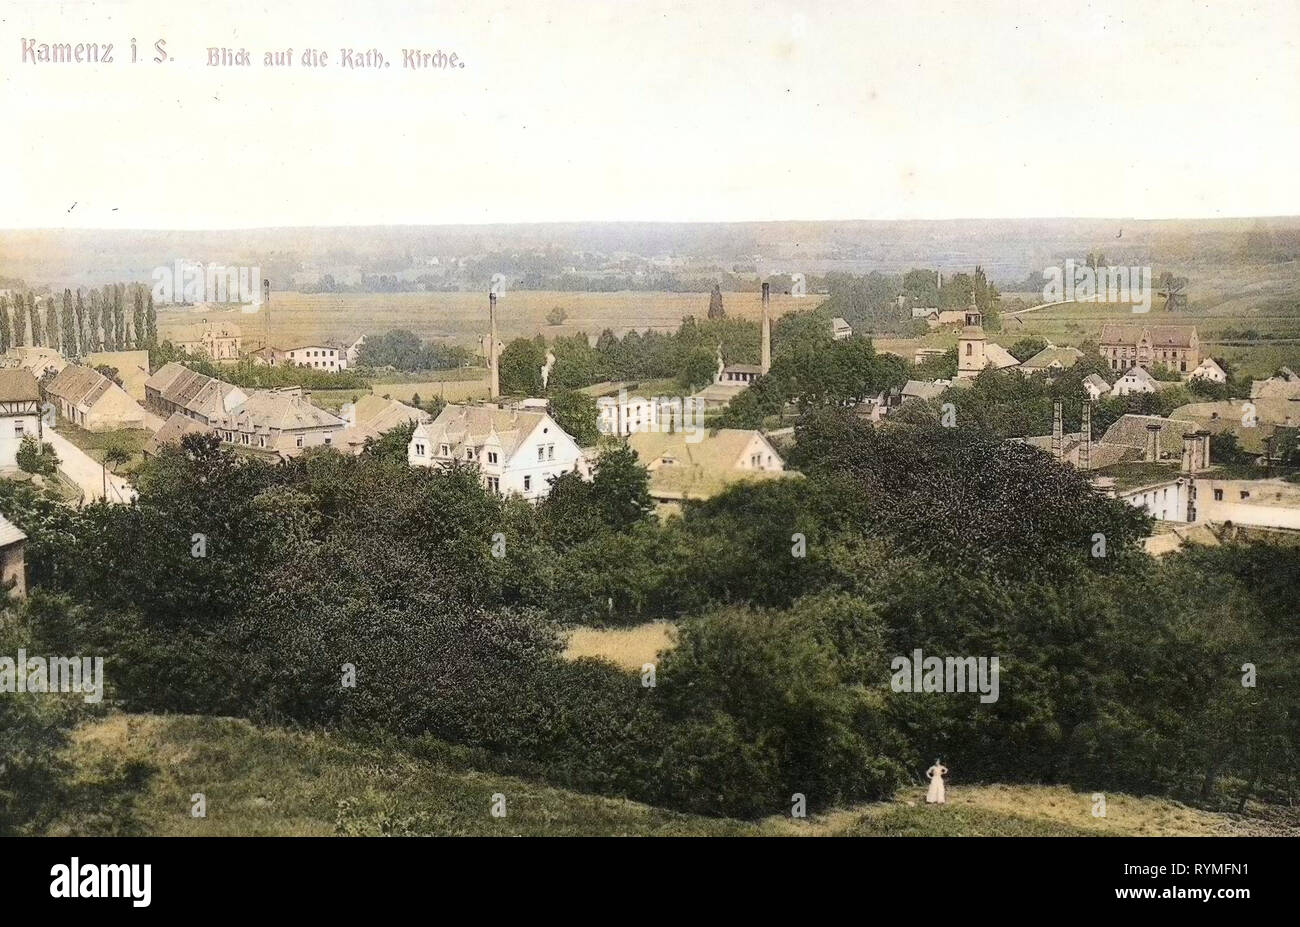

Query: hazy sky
4,0,1298,228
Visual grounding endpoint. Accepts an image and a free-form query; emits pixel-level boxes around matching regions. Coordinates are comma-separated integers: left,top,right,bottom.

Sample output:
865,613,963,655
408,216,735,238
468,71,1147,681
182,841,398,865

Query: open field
52,421,154,473
157,290,814,352
563,621,676,671
47,714,1291,837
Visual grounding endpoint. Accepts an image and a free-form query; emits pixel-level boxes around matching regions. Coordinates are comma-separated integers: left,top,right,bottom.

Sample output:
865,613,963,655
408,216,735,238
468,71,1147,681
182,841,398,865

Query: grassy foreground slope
48,714,1279,837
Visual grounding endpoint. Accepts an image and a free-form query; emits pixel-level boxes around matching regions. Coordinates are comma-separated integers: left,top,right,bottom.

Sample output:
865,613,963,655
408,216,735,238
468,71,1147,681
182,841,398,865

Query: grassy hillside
45,714,1283,837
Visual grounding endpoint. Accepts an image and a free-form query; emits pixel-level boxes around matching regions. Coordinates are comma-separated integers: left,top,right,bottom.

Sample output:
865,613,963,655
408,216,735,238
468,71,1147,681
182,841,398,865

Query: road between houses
44,427,137,504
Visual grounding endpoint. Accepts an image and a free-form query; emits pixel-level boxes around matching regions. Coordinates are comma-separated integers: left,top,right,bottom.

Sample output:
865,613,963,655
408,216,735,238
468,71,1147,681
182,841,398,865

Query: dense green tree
707,283,725,319
498,337,546,395
548,389,599,446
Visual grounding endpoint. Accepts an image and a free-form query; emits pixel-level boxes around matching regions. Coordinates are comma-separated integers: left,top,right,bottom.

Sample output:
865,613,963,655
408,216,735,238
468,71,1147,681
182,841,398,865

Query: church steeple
957,289,987,379
963,289,983,330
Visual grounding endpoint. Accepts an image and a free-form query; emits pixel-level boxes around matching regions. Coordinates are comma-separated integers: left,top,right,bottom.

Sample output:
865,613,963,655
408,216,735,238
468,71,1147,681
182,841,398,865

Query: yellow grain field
562,621,677,672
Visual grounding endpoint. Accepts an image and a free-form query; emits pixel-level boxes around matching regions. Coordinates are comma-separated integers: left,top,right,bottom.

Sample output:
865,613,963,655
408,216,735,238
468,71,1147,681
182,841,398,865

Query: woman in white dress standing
925,758,948,804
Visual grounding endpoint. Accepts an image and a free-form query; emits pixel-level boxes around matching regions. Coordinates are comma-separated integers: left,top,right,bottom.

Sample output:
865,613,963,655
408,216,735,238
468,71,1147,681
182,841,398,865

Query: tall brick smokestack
1146,422,1162,462
262,278,271,352
760,281,771,376
1051,401,1063,461
488,290,499,400
1080,402,1092,471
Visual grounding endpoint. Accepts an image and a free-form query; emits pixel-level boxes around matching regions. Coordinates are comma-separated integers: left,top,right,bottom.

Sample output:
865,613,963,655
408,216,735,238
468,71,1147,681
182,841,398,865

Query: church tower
956,292,986,379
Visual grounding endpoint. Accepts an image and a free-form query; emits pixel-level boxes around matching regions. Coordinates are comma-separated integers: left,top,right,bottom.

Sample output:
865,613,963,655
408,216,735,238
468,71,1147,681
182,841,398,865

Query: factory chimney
488,290,500,400
1079,402,1092,471
1051,401,1063,461
262,278,272,351
1146,422,1162,462
760,281,771,376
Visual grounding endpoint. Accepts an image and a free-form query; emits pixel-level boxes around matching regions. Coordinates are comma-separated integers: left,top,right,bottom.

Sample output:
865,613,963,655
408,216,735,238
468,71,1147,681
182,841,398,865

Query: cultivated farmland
156,290,814,351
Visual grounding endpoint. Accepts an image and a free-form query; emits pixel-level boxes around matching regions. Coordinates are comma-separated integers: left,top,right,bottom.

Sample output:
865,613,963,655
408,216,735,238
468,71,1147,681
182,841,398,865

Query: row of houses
407,400,788,507
165,318,365,371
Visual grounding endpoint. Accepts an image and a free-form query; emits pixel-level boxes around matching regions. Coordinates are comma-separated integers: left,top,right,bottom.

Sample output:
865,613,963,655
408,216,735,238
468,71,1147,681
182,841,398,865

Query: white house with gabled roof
407,403,587,501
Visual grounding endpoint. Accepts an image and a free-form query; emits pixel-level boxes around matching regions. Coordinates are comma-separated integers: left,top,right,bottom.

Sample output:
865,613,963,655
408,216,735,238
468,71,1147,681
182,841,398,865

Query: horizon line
4,214,1300,234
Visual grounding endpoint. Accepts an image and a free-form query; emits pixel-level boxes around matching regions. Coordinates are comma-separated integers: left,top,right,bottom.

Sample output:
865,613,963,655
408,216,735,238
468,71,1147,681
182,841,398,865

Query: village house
1082,373,1110,401
830,317,853,340
1251,369,1300,401
595,392,676,437
1098,324,1199,374
407,403,586,501
142,411,215,458
1190,357,1227,383
335,395,429,455
913,347,948,365
1167,398,1298,460
1110,366,1159,397
902,379,950,403
248,346,284,367
1101,413,1201,462
626,427,789,504
691,349,763,410
44,364,147,431
0,369,43,469
7,345,67,379
145,361,248,425
283,344,348,372
0,514,28,600
169,318,242,360
1018,345,1083,375
210,387,344,456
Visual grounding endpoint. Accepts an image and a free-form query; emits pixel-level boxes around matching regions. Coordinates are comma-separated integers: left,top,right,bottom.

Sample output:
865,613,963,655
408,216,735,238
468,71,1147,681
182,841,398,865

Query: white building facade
408,404,587,501
284,345,347,371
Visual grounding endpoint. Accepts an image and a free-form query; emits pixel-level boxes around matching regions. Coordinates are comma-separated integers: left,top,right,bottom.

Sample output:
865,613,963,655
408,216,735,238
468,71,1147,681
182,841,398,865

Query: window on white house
537,446,545,461
13,421,23,437
547,444,555,460
523,475,531,491
440,444,450,456
487,451,498,464
324,437,331,446
296,436,304,448
486,477,499,494
1214,489,1223,501
415,443,425,456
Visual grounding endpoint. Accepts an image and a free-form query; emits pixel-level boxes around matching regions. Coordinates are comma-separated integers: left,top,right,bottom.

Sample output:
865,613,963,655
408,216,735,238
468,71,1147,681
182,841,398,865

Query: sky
3,0,1298,228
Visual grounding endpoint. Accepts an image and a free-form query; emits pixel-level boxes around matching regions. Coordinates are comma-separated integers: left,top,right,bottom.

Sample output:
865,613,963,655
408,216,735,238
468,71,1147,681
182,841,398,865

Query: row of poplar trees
0,284,158,357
